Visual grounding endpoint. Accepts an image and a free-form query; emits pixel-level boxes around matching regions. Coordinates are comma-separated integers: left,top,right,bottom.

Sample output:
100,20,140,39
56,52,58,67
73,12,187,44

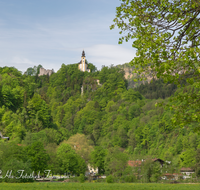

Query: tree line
0,63,200,182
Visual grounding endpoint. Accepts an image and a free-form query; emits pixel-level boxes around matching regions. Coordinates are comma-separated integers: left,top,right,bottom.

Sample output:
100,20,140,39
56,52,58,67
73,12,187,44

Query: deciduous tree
111,0,200,127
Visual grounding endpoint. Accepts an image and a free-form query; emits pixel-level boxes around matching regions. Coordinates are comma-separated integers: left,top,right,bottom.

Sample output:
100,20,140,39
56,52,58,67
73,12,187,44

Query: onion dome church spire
78,50,90,72
82,50,85,57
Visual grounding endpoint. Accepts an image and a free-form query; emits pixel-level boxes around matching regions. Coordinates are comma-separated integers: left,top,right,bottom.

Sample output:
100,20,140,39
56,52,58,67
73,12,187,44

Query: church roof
82,50,85,57
79,59,88,65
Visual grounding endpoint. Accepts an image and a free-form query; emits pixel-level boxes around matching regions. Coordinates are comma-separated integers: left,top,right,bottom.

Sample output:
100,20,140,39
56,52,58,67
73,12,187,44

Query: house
160,168,195,180
152,158,165,167
162,173,182,180
180,167,195,179
128,158,165,167
86,164,98,176
128,160,142,167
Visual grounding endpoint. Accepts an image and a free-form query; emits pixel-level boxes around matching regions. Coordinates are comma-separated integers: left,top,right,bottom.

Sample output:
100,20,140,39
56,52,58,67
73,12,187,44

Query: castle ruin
38,67,54,76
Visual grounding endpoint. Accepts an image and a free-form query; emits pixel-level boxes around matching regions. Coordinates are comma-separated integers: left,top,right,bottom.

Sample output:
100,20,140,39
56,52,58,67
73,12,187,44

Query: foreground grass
0,183,200,190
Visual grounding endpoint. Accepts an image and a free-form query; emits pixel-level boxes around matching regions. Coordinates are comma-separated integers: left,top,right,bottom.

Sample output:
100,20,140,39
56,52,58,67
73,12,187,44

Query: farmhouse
128,158,165,167
180,167,195,179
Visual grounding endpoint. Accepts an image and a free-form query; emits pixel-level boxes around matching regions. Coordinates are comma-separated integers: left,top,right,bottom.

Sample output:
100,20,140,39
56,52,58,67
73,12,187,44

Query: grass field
0,183,200,190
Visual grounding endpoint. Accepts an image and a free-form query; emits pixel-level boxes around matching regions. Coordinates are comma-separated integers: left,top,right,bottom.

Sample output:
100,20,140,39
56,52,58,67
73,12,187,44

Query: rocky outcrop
122,65,155,88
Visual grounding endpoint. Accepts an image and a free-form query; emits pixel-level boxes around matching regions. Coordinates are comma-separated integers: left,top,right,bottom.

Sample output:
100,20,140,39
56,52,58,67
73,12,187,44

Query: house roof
180,167,195,172
163,173,174,176
128,160,142,167
152,158,165,165
128,158,165,167
163,173,182,176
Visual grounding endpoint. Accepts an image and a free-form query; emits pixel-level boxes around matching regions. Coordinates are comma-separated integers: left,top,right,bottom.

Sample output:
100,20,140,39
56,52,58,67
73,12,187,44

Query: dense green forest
0,64,200,182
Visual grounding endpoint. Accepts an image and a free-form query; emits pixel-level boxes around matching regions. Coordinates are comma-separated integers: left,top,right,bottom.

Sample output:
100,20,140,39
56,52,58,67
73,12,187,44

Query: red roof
128,158,164,167
180,167,194,172
128,160,142,167
163,173,174,176
163,173,182,176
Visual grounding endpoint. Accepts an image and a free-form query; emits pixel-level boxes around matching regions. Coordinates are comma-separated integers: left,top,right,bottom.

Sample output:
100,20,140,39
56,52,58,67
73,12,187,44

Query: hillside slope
0,64,199,178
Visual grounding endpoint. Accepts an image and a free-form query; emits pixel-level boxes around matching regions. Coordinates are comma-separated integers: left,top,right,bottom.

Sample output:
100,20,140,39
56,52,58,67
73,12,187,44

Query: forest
0,63,200,183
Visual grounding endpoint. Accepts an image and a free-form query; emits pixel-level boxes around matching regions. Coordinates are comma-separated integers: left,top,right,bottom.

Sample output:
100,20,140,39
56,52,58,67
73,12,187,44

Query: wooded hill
0,64,199,181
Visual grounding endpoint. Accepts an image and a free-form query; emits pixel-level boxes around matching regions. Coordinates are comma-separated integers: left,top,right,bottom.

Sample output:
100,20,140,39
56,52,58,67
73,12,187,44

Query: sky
0,0,135,73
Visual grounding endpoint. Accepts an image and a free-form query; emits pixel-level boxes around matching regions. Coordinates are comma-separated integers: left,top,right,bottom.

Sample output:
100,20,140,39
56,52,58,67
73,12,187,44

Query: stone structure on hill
78,50,90,72
38,67,54,76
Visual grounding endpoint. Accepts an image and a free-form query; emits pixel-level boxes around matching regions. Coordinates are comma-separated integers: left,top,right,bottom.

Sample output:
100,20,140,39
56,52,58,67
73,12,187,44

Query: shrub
2,159,34,183
58,178,65,181
124,175,136,183
79,174,85,183
106,175,114,183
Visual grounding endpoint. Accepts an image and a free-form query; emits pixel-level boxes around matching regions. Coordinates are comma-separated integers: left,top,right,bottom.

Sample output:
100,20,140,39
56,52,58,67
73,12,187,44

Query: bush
58,178,65,181
68,176,79,182
2,159,34,183
106,175,114,183
79,174,85,183
96,178,106,183
124,175,136,183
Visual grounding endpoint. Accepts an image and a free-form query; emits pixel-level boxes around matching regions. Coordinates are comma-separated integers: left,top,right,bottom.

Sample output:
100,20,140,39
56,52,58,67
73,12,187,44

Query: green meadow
0,183,200,190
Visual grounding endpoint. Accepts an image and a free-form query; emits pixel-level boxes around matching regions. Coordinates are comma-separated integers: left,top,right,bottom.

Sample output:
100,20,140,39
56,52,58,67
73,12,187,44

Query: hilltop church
78,50,90,72
38,50,91,77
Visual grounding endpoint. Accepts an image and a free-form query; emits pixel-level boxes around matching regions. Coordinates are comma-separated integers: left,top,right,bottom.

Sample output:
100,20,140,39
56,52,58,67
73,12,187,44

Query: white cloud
84,44,135,69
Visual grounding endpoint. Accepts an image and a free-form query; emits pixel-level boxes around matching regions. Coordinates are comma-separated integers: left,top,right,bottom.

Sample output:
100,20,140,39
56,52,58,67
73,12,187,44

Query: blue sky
0,0,135,72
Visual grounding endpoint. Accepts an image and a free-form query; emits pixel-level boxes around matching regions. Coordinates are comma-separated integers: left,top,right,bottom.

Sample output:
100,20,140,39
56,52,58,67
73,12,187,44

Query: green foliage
128,104,141,120
122,89,143,102
90,146,107,174
124,175,136,183
79,173,85,183
23,129,63,146
87,63,97,73
111,0,200,128
26,141,50,173
135,78,177,99
24,65,42,76
179,149,197,167
0,63,200,179
57,143,87,175
150,162,162,183
49,63,84,102
106,175,114,183
27,93,52,131
1,158,33,183
104,147,128,176
0,142,28,168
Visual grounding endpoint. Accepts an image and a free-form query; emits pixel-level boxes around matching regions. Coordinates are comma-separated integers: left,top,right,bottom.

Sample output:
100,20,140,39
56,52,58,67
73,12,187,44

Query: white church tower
78,50,90,72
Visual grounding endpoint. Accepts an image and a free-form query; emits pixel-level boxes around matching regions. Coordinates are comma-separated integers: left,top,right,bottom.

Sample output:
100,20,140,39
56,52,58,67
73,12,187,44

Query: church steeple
82,50,85,57
78,50,90,72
